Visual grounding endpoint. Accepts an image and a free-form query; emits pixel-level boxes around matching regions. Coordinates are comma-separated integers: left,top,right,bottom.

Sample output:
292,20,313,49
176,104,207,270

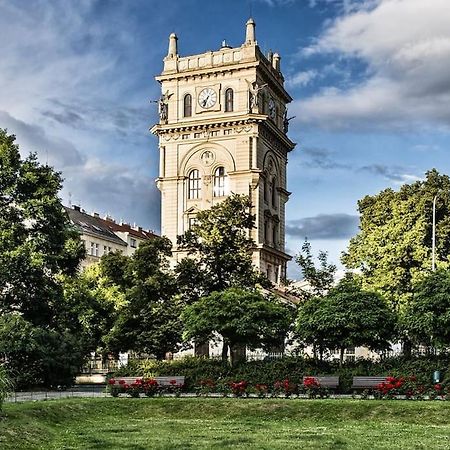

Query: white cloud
0,1,162,230
286,70,318,87
293,0,450,130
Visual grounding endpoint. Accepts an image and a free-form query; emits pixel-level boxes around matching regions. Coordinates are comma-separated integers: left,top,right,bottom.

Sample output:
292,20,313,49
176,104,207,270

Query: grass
1,398,450,449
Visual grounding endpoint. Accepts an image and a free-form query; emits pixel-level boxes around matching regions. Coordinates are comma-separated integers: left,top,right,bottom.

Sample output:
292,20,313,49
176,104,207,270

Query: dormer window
225,88,234,112
184,94,192,117
188,169,201,199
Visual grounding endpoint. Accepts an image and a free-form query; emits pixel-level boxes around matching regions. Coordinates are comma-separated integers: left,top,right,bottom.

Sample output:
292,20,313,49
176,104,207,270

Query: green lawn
1,398,449,449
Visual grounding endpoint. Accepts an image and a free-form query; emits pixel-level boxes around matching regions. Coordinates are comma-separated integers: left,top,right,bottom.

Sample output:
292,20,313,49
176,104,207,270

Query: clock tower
151,19,295,283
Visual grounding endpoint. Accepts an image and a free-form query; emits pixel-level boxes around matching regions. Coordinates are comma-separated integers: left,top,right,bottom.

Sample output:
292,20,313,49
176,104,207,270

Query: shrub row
112,355,450,393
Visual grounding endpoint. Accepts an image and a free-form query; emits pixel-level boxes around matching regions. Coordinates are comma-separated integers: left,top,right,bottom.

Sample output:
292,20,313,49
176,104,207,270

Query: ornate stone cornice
150,115,265,136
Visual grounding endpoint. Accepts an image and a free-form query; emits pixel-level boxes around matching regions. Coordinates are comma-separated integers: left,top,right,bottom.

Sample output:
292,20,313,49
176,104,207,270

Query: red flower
434,384,442,392
303,377,320,389
169,379,177,385
108,378,116,385
118,379,126,385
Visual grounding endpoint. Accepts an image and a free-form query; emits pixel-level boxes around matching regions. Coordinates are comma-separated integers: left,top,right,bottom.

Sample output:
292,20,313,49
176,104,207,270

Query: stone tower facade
151,19,295,283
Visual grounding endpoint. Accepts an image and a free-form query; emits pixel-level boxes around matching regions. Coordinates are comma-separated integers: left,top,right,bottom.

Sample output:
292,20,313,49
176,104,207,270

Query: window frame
213,166,227,197
224,88,234,112
188,169,201,199
183,93,192,117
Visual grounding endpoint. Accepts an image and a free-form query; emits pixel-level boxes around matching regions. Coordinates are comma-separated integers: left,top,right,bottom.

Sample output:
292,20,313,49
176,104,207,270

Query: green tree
293,239,337,300
404,269,450,350
0,129,87,387
296,276,396,365
103,237,182,359
182,288,294,366
176,194,268,297
175,194,270,359
342,169,450,311
0,129,85,324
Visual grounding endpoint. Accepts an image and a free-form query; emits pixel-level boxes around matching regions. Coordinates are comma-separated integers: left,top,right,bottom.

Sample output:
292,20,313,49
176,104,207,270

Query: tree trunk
319,345,324,362
229,344,246,367
339,347,345,368
221,339,229,362
402,339,412,358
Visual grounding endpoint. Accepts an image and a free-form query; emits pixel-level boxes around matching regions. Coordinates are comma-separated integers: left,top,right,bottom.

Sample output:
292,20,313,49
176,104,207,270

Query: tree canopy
101,237,182,359
296,276,396,364
175,194,268,299
0,129,88,387
404,269,450,349
342,169,450,310
182,287,294,365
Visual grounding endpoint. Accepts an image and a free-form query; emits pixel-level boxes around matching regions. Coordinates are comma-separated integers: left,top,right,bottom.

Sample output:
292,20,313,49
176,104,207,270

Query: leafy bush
0,365,13,412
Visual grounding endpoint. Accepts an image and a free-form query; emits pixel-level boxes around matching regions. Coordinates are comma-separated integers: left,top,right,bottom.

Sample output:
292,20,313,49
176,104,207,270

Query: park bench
303,376,339,389
111,376,185,386
351,376,386,390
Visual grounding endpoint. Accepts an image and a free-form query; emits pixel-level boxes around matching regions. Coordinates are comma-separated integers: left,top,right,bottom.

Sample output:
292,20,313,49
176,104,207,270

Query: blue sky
1,0,450,278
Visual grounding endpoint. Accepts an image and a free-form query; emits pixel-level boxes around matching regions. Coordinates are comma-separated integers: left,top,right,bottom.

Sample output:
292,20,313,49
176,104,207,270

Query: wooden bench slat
352,376,387,389
303,376,339,388
112,376,185,386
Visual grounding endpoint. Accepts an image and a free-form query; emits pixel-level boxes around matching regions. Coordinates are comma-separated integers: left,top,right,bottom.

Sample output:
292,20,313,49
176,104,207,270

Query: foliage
101,237,182,359
404,269,450,349
182,288,294,365
0,364,13,412
175,194,269,300
342,169,450,310
0,129,89,388
293,240,337,299
296,276,396,364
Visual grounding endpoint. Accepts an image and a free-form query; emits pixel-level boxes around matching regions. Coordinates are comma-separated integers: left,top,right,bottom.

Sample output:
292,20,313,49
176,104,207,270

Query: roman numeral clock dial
198,88,217,109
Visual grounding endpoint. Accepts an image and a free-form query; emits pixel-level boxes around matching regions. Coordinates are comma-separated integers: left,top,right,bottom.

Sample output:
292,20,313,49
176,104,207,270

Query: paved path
6,385,108,403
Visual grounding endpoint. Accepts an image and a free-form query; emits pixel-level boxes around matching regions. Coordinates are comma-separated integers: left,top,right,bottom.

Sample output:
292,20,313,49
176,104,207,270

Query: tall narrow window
188,169,201,199
184,94,192,117
271,178,277,207
213,166,227,197
272,222,278,248
225,88,234,112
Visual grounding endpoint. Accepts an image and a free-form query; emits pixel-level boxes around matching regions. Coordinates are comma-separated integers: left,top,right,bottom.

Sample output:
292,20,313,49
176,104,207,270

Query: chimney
73,205,81,212
93,212,99,218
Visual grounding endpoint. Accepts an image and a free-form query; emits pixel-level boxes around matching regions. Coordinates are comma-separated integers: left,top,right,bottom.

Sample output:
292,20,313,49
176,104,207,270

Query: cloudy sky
1,0,450,278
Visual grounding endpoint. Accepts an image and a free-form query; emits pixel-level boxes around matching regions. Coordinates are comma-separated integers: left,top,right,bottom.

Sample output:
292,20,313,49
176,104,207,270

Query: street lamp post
432,194,438,271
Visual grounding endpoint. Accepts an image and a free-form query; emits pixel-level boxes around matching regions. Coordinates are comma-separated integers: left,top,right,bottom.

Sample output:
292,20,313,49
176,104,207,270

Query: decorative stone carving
201,150,215,166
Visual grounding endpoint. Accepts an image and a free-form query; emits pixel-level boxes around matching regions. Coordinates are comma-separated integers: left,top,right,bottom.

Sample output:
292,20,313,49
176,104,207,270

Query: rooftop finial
245,18,256,44
167,32,178,58
273,52,281,71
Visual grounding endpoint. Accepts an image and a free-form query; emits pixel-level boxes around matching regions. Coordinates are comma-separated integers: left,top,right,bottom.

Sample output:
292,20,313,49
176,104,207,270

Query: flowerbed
108,378,184,397
194,377,330,398
372,376,450,400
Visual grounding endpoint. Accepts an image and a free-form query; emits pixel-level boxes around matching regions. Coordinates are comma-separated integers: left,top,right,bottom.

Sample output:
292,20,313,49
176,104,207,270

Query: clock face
198,88,217,109
268,98,276,119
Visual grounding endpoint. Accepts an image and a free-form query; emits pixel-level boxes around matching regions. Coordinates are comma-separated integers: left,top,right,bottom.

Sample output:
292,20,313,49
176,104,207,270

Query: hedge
111,355,450,393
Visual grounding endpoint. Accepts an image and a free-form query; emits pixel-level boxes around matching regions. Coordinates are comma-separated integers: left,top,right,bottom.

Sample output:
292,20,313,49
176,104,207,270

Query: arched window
225,88,234,112
188,169,201,199
271,178,277,207
213,166,227,197
183,94,192,117
264,177,268,203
